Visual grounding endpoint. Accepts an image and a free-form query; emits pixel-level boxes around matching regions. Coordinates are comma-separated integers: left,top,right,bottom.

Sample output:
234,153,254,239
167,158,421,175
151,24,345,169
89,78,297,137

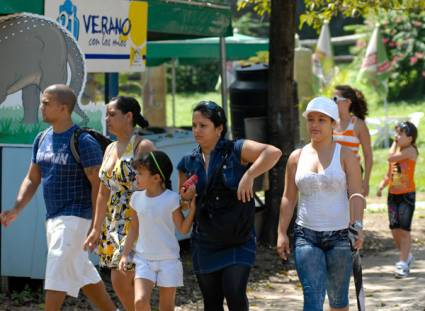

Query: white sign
45,0,148,72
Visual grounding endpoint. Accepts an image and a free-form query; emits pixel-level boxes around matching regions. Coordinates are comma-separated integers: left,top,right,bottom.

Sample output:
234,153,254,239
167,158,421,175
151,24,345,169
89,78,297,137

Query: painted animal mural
0,13,88,124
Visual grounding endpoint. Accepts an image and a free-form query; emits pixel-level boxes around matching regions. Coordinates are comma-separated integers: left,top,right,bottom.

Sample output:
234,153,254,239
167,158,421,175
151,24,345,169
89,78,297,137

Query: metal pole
384,80,389,148
105,73,119,104
172,59,177,128
219,36,230,137
105,73,119,137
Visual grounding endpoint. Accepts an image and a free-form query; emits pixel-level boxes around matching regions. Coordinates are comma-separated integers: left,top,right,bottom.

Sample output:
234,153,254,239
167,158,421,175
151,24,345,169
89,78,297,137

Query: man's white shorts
45,216,101,297
134,254,183,287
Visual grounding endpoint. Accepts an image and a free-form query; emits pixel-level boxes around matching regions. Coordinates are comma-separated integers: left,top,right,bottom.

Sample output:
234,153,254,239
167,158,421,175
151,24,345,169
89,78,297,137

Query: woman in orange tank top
377,121,418,278
333,85,373,196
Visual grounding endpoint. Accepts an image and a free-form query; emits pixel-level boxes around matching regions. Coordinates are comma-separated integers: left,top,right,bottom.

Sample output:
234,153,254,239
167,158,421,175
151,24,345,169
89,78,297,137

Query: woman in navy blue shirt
177,101,281,311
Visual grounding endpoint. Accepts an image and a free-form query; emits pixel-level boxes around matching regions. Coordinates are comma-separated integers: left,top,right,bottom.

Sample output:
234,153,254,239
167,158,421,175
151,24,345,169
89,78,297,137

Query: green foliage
321,63,383,108
301,0,425,31
233,12,269,37
10,285,43,305
166,63,220,93
239,50,269,66
380,11,425,100
118,72,142,96
237,0,270,16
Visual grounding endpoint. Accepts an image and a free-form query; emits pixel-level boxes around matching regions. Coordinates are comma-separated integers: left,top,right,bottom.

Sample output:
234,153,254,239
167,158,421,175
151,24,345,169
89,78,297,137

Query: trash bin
229,63,268,139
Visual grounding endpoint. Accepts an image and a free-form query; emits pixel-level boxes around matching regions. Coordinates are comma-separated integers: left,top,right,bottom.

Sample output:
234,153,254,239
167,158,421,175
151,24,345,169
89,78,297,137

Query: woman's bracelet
349,193,366,202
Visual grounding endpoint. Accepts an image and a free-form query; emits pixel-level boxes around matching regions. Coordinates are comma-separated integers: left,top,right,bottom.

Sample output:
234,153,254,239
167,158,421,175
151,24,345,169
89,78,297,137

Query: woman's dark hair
111,96,149,128
396,121,419,154
335,85,368,120
193,100,227,138
132,150,173,190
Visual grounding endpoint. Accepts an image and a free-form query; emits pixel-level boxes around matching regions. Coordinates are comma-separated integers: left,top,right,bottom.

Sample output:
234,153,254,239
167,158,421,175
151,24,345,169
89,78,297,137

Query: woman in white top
277,97,366,311
119,150,196,311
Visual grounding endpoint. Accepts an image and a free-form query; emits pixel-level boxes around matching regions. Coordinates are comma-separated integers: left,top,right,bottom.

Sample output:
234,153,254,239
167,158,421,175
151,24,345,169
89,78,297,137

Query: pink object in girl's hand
182,175,198,190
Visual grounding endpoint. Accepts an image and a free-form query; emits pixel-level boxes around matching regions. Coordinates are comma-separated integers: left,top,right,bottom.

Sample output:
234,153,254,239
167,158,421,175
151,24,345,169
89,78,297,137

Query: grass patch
165,91,221,127
0,107,104,144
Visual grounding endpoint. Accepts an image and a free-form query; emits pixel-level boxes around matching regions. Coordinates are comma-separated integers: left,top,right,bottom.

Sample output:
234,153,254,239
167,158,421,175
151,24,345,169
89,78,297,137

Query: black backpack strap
70,127,83,164
35,127,52,154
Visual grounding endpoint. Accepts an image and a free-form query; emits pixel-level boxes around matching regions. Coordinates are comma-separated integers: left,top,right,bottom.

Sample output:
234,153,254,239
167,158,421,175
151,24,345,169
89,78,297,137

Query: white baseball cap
302,96,339,121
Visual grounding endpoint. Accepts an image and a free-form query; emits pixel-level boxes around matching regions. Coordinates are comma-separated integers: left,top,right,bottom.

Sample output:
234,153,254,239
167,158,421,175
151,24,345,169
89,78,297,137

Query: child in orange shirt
377,121,418,278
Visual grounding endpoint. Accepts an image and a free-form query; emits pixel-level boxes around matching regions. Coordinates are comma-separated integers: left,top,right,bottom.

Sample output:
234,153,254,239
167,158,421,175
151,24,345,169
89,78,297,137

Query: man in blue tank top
0,84,116,310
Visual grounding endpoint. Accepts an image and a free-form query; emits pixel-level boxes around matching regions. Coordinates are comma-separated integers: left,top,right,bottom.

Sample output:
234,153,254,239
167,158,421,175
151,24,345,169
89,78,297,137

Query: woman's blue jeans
294,224,352,311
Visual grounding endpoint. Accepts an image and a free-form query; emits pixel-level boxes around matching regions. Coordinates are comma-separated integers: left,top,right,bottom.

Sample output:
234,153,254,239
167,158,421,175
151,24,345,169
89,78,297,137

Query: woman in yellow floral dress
84,96,154,310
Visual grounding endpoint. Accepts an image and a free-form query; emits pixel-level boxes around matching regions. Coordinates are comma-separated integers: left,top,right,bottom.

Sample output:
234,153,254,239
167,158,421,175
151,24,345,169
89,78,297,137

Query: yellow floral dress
97,136,138,269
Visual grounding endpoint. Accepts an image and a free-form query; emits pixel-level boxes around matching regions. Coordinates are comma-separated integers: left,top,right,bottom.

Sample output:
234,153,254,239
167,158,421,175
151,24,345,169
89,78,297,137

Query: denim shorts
388,192,416,231
294,224,352,311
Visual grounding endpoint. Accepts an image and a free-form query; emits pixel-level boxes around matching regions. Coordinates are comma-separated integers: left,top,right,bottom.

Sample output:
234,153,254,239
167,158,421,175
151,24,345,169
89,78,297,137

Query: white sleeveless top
295,143,349,231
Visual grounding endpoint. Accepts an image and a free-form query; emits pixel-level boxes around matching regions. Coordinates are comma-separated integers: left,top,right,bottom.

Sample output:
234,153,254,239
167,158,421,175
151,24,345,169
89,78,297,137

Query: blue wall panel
1,146,47,278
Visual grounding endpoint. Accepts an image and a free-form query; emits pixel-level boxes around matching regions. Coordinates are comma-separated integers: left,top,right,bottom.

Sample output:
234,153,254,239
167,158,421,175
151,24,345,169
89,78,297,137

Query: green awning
0,0,232,39
146,33,269,66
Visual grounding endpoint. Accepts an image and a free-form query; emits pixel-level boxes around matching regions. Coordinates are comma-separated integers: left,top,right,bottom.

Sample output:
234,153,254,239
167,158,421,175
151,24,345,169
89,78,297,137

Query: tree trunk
259,0,297,246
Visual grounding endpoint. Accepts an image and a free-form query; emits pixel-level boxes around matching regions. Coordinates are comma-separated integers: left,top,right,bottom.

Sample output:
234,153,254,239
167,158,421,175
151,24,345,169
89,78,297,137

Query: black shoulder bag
197,142,256,248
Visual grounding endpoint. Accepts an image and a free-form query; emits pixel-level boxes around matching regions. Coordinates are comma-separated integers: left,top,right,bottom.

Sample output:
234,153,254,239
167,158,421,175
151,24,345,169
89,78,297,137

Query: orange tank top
389,159,416,194
333,116,360,158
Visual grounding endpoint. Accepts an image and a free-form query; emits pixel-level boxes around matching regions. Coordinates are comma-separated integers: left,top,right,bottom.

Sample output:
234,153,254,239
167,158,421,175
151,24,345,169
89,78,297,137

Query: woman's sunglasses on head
333,96,347,103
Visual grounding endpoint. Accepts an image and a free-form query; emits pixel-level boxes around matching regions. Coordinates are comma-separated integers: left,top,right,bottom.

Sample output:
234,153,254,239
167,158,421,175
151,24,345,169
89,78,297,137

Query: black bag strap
35,127,52,154
70,127,83,164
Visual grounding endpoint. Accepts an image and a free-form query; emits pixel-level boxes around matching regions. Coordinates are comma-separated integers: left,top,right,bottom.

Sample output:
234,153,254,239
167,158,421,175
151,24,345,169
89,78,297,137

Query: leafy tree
301,0,425,30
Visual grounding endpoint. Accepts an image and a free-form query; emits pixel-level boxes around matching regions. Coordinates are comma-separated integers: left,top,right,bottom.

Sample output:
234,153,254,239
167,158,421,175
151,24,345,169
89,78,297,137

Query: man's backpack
37,127,112,164
70,127,112,164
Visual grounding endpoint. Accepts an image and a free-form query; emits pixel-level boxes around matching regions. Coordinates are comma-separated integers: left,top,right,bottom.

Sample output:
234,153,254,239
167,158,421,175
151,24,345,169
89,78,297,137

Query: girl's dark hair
193,100,227,138
132,150,173,190
335,85,368,120
111,96,149,128
396,121,419,154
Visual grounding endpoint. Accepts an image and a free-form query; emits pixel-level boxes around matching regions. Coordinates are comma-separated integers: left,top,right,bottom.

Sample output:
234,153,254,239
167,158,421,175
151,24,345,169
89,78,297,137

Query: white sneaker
395,261,409,278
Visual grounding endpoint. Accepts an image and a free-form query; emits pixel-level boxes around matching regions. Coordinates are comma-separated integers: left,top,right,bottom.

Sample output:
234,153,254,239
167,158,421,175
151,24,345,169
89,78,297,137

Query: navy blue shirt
177,138,256,274
32,125,103,220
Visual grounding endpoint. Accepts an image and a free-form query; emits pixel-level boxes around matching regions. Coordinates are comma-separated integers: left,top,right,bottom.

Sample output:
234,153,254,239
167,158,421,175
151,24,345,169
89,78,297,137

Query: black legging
196,264,251,311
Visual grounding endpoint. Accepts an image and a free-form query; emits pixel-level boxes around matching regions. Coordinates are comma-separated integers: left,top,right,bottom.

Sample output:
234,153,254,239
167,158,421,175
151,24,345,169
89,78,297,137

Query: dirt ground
1,208,425,311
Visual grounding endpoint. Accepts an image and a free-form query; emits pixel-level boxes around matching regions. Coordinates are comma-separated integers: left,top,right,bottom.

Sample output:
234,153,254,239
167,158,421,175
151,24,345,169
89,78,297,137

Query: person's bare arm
178,170,196,205
238,140,282,202
276,149,300,260
377,163,391,197
119,208,139,271
0,163,41,227
357,120,373,196
173,198,196,234
387,145,417,162
83,165,101,220
343,147,365,250
83,182,110,251
134,138,155,156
